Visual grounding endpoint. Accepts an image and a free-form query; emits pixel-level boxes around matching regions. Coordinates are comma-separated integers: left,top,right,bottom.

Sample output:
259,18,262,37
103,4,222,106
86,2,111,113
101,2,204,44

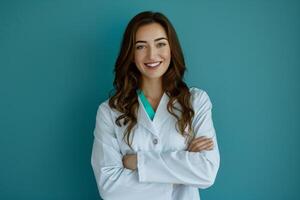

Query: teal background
0,0,299,199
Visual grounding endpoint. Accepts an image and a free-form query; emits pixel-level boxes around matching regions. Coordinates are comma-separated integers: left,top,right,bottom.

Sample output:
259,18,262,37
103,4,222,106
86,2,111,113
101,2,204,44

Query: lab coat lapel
153,92,170,130
137,96,159,136
137,92,170,137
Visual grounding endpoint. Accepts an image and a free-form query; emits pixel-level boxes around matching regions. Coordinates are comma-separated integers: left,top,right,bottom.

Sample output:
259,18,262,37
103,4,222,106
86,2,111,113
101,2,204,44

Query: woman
91,11,220,200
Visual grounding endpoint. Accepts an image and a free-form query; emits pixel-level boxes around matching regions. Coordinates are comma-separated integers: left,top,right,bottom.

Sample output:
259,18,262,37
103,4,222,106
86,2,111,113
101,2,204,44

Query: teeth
145,62,161,67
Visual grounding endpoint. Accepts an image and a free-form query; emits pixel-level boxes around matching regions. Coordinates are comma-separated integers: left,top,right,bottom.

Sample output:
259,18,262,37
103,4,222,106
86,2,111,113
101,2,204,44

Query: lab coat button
153,138,158,145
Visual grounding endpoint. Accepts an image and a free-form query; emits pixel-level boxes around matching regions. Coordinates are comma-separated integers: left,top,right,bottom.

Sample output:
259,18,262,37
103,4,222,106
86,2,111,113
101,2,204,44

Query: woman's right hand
187,136,214,152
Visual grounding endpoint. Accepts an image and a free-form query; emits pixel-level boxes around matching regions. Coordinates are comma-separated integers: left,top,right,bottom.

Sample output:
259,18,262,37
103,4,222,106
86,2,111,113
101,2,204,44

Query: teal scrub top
137,89,155,120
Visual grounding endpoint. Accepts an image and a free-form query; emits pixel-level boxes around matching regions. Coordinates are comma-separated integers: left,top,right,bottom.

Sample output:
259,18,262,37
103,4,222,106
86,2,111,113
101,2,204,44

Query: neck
140,77,164,100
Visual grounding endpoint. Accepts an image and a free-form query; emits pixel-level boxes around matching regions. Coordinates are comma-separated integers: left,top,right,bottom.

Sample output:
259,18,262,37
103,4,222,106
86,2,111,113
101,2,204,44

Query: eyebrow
135,37,168,44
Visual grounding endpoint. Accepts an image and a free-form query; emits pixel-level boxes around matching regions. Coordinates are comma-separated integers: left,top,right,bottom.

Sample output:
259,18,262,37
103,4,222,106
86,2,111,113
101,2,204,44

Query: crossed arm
123,136,214,170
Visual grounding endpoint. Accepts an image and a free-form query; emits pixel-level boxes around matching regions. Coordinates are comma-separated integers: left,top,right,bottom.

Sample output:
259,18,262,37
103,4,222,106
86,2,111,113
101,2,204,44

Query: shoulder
189,87,213,110
96,98,122,121
95,99,114,122
189,87,211,103
97,99,111,113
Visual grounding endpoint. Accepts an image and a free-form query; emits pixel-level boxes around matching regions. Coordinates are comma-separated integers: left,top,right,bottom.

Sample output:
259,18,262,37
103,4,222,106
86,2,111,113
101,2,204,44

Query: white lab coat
91,87,220,200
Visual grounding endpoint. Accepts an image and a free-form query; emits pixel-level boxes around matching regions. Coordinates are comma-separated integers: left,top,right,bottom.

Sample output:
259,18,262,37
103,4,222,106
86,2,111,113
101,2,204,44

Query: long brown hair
108,11,195,148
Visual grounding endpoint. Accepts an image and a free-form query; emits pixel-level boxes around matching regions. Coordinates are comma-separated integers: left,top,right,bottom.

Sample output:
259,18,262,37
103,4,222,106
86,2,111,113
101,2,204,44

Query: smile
144,61,162,68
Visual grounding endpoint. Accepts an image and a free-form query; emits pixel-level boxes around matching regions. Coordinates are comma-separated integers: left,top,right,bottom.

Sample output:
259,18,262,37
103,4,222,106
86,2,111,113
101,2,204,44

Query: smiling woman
91,11,220,200
134,23,171,80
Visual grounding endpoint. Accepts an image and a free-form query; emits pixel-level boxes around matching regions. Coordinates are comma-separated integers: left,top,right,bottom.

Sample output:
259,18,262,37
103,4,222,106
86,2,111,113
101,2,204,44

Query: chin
143,74,164,80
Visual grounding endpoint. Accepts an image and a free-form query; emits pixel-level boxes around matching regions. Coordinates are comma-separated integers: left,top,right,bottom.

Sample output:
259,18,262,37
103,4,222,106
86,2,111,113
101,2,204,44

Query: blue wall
0,0,299,199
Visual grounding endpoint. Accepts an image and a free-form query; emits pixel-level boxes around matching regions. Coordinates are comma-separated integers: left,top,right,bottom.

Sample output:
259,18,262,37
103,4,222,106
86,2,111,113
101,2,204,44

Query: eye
136,45,145,50
157,42,166,48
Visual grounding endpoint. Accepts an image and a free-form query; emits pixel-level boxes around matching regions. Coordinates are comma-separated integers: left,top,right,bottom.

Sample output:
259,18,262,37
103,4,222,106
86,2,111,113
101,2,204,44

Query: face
134,23,171,82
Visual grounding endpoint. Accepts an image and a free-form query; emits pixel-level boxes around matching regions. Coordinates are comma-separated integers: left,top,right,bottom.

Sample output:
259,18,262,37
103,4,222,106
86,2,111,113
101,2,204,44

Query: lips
144,61,162,68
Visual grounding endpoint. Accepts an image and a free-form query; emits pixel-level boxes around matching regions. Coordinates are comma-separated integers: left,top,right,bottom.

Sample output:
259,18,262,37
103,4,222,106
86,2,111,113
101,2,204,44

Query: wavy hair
108,11,195,149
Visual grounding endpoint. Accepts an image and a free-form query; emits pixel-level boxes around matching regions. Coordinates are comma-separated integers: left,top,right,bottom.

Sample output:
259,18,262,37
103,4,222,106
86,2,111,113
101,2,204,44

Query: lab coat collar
137,91,170,137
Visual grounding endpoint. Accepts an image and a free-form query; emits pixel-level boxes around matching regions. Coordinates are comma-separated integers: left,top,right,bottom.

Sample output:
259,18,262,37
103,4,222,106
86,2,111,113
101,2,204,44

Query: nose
147,45,158,60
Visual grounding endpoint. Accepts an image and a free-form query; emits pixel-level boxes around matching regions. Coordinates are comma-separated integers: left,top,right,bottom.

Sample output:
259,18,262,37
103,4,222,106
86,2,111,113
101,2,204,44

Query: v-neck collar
137,89,156,120
137,90,169,136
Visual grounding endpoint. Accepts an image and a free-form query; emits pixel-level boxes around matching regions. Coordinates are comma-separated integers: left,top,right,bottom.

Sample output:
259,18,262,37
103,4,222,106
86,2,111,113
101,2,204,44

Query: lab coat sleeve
91,102,167,200
137,89,220,189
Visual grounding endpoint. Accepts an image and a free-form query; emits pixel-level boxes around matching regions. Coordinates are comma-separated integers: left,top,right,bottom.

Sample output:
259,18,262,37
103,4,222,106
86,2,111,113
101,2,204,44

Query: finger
188,138,212,151
202,142,214,151
188,136,205,147
195,141,214,152
192,136,210,142
206,143,214,150
188,140,210,152
188,139,212,151
195,140,213,149
188,137,211,149
190,140,213,152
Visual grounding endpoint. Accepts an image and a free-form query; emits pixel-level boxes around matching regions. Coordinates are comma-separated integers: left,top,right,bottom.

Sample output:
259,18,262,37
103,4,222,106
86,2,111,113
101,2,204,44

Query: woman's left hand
122,154,137,170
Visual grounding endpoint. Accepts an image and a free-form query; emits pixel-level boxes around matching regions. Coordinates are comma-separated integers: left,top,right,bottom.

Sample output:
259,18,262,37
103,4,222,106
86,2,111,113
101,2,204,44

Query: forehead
135,23,167,41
